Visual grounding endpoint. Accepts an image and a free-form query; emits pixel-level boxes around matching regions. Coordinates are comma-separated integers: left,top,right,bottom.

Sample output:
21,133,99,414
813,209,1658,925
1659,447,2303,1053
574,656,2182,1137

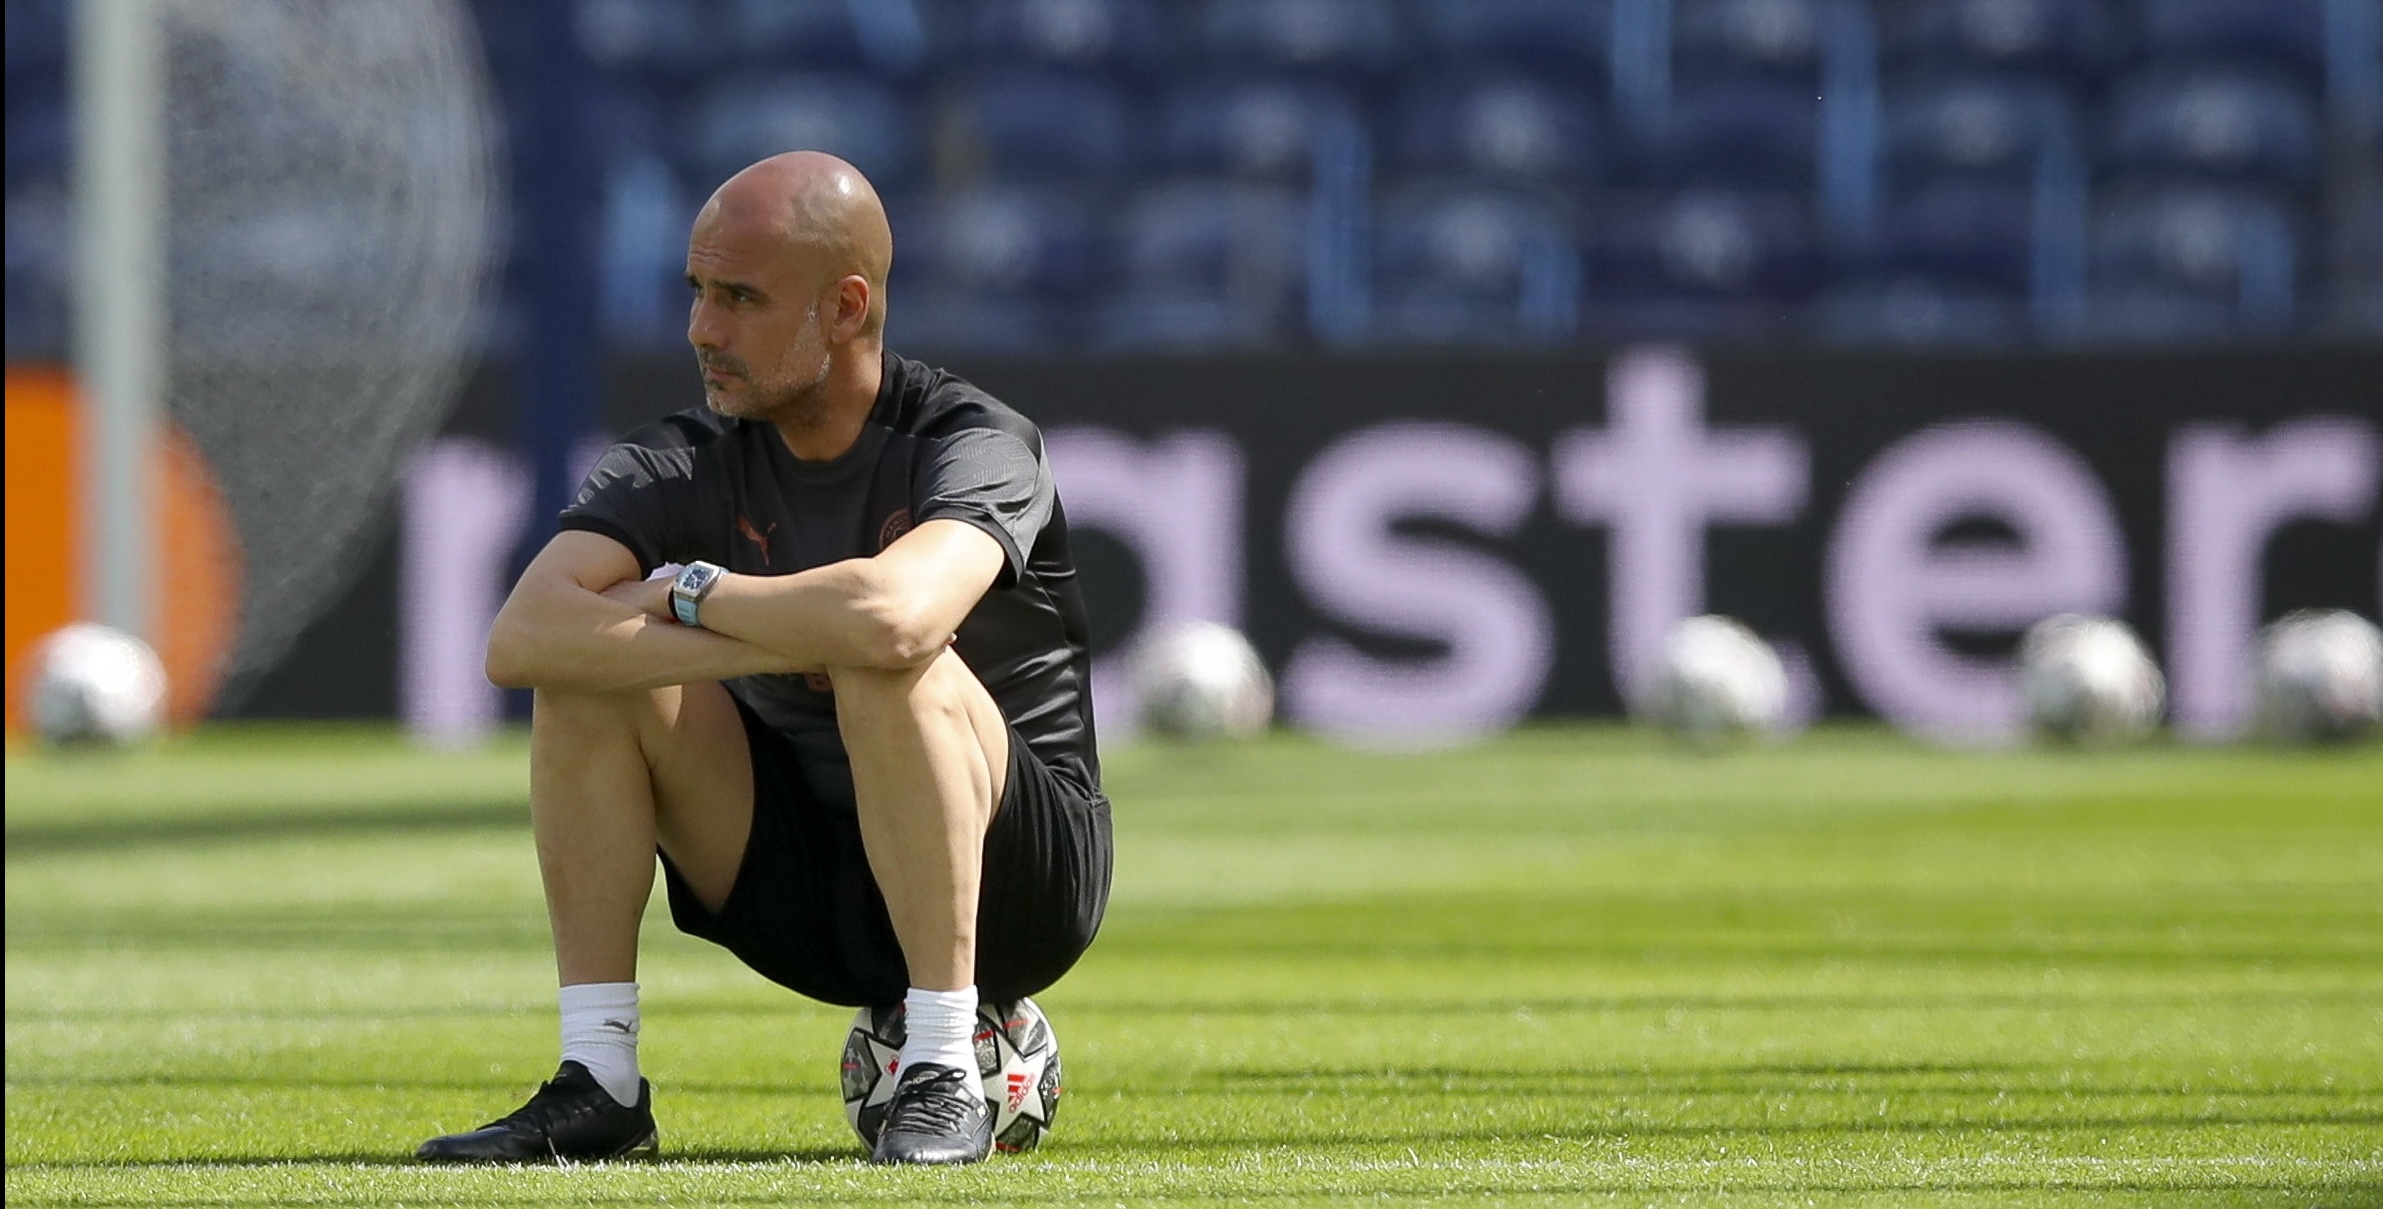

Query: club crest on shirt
735,514,777,565
878,508,912,551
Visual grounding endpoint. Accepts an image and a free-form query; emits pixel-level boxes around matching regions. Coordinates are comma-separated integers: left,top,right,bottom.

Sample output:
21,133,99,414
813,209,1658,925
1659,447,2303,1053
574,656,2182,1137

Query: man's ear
829,275,872,342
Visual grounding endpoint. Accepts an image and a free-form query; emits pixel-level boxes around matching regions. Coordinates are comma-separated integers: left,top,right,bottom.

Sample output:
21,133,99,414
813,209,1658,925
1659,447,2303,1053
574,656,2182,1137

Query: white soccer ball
1639,615,1790,740
2019,614,2164,744
1129,620,1273,740
842,997,1063,1155
26,623,169,747
2257,609,2383,744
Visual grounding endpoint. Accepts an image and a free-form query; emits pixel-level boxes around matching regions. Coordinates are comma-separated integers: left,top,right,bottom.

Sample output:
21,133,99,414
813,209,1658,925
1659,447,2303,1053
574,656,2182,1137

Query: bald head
696,151,892,335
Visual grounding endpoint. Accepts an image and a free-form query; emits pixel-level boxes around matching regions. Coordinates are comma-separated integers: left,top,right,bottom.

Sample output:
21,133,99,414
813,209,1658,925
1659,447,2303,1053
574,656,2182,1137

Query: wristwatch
670,560,726,628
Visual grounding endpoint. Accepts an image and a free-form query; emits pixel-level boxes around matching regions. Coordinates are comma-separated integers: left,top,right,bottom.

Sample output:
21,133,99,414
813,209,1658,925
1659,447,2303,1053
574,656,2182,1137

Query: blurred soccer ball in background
2256,609,2383,744
26,623,169,747
1639,615,1790,741
842,997,1063,1154
1130,620,1274,741
2019,614,2165,745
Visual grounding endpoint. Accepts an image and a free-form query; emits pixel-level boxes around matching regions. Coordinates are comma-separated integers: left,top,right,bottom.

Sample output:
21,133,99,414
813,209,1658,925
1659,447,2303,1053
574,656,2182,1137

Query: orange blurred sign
4,364,244,732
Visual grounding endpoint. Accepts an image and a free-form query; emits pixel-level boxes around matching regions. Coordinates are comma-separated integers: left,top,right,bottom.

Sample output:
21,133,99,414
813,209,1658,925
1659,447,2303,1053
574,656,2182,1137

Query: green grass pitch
6,723,2379,1207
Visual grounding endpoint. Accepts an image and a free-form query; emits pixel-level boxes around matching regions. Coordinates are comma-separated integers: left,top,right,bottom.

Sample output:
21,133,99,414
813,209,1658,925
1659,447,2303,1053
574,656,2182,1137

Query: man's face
685,213,832,425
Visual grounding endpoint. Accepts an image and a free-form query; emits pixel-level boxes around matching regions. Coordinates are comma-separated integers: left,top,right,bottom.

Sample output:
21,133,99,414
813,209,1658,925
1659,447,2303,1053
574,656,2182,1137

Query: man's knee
532,687,666,752
825,652,974,716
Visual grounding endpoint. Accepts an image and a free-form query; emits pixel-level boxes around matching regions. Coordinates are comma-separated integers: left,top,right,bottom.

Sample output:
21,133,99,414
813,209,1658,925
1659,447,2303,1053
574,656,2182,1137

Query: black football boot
869,1063,994,1165
415,1061,658,1164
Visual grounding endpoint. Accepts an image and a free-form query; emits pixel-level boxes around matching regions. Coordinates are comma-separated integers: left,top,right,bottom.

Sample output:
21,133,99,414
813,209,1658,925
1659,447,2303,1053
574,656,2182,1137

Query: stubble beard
702,315,833,430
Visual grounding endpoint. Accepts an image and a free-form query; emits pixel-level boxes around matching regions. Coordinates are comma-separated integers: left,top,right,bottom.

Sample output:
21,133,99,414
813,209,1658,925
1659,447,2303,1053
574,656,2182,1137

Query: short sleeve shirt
557,351,1101,805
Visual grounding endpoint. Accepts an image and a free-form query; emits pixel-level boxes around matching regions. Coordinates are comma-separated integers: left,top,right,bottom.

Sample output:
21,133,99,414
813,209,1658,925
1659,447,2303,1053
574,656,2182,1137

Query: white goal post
71,0,166,642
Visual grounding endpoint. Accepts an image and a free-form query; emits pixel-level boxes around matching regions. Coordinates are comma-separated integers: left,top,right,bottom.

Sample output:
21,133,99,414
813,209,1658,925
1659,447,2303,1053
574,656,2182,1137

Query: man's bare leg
827,647,1010,993
529,682,756,985
418,681,754,1162
828,647,1011,1162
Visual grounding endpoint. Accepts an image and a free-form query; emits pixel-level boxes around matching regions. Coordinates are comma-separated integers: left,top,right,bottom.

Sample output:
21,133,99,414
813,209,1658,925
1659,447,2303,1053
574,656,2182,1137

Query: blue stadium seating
942,70,1138,181
1099,179,1308,349
2104,69,2326,195
2086,186,2301,337
944,0,1166,72
1370,185,1579,344
689,74,922,191
888,183,1113,351
1857,182,2036,293
1187,0,1409,80
895,183,1112,298
722,0,930,76
1883,0,2119,87
4,0,2372,356
1881,75,2079,188
2140,0,2332,80
1590,189,1822,304
1410,0,1611,82
1646,81,1822,187
1674,0,1828,87
1157,76,1364,181
1818,278,2030,346
1391,72,1603,186
573,0,722,82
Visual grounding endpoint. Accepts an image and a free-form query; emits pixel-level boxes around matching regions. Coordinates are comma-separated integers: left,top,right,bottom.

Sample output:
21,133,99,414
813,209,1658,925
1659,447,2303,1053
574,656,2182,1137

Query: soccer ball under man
1129,620,1273,740
25,623,168,746
1638,615,1790,740
2257,609,2383,744
2019,614,2164,744
842,997,1062,1154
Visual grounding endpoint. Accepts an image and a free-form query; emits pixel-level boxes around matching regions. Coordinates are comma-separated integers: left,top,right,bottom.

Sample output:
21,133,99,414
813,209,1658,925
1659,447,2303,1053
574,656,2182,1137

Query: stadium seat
1881,75,2079,189
1882,0,2118,88
1408,0,1611,82
688,74,921,192
1157,76,1365,182
2140,0,2331,80
1589,189,1821,304
1644,81,1820,188
573,0,720,82
1187,0,1409,81
599,152,691,345
945,0,1165,72
2087,187,2301,337
887,183,1116,353
1100,178,1307,348
1115,179,1306,298
2104,69,2326,195
1856,183,2036,294
940,70,1138,181
1370,185,1579,345
1673,0,1827,87
720,0,929,76
895,183,1112,300
1390,71,1603,186
1817,278,2030,346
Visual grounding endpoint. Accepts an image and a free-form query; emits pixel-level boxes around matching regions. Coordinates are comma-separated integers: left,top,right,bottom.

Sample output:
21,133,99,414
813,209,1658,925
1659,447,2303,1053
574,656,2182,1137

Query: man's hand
485,531,818,693
603,576,676,622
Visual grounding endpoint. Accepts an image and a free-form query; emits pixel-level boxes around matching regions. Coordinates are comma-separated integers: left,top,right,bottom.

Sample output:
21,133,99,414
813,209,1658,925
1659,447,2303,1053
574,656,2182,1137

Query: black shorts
658,699,1112,1008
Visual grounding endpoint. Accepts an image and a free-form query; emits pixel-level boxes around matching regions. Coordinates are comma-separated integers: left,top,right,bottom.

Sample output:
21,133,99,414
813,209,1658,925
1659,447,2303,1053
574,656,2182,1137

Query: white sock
558,981,641,1107
898,986,984,1101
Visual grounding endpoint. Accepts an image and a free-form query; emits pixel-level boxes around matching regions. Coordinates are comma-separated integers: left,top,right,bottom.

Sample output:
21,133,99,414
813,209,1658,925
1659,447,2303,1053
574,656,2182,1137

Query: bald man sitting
415,153,1111,1167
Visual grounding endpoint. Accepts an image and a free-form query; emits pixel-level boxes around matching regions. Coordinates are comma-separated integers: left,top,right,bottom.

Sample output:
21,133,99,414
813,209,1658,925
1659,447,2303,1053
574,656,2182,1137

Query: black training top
557,351,1100,806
